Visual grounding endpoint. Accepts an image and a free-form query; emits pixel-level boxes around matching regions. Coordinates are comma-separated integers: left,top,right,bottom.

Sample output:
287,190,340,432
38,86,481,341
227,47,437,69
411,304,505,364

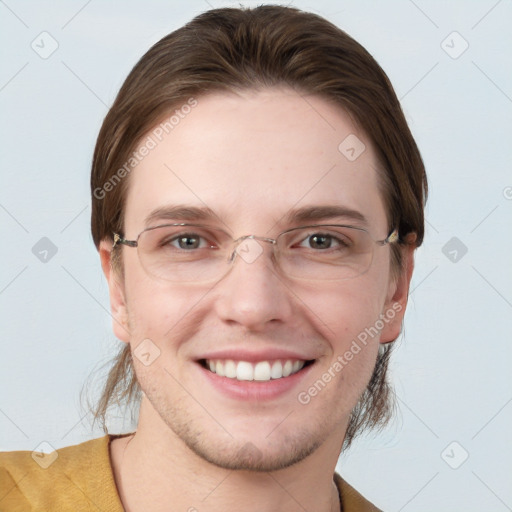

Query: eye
298,231,350,250
155,228,215,252
167,232,211,250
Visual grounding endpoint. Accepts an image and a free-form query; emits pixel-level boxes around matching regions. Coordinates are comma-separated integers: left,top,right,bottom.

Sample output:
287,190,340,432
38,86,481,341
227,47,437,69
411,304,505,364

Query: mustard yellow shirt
0,434,382,511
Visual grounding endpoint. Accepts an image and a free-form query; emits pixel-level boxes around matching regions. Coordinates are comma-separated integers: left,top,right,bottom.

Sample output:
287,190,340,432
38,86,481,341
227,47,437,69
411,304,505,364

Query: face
101,88,413,471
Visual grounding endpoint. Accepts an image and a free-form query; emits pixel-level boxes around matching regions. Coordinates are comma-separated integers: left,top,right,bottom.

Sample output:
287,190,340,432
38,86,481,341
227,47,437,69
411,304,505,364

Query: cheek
320,285,383,397
298,278,387,347
122,261,204,343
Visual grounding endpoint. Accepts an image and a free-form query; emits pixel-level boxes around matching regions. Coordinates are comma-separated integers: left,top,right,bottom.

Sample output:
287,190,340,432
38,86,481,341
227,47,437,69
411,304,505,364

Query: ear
379,234,416,344
99,239,131,343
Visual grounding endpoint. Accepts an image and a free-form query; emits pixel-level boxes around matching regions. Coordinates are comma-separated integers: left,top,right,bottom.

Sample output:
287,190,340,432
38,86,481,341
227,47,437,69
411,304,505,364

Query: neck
110,397,344,512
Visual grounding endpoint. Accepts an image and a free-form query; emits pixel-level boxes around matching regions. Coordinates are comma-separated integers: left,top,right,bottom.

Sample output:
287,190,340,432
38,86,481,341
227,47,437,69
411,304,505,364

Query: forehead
124,88,388,236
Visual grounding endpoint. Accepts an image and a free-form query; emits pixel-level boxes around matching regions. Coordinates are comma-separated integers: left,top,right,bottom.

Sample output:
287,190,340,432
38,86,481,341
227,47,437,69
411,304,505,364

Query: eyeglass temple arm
377,228,399,246
113,233,137,248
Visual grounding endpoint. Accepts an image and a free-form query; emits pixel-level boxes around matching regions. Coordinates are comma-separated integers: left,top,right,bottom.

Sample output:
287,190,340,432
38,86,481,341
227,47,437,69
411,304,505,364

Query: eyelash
164,233,213,249
163,231,350,251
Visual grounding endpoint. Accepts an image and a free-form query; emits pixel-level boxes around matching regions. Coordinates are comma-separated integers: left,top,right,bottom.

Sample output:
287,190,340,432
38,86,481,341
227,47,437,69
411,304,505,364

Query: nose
212,237,294,331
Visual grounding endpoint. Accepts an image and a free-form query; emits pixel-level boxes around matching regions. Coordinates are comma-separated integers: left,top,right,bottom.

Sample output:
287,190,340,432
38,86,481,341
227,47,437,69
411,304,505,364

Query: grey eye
307,234,333,249
174,234,202,250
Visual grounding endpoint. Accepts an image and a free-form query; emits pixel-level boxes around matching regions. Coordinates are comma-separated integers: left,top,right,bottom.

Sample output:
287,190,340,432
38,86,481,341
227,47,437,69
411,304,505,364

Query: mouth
198,358,315,382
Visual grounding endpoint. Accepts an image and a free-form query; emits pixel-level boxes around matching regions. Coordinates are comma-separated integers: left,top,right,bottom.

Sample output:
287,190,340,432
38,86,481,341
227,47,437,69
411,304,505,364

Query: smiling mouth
199,359,315,382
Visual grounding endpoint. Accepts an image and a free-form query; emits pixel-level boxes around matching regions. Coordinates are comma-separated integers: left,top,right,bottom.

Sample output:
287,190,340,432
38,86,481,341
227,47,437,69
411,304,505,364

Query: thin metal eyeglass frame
112,223,399,280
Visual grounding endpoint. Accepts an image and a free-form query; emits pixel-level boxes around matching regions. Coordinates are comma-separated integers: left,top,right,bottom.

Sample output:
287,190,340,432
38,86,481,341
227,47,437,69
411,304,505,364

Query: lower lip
197,362,315,401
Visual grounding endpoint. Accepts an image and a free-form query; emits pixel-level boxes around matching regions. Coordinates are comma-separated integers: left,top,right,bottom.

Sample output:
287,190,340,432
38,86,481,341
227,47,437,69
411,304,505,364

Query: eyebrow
279,205,368,227
144,204,369,229
144,205,219,227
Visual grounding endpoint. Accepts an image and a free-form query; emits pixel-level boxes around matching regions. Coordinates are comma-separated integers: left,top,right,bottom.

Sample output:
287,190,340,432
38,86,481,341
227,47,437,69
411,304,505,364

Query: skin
100,88,415,512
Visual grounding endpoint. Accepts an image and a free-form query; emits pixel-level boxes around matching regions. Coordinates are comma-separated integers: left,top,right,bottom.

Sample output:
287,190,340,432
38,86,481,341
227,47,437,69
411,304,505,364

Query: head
89,5,427,465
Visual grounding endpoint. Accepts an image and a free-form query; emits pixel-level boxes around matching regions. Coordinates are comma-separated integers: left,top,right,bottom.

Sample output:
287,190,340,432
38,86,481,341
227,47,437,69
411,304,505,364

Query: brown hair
87,5,427,450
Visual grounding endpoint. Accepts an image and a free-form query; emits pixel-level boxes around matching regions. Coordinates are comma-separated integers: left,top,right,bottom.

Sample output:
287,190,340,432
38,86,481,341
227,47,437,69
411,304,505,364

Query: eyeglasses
112,223,399,283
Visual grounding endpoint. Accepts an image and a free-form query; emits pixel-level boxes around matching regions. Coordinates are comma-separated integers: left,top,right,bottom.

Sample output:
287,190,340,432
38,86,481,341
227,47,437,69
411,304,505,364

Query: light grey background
1,1,511,510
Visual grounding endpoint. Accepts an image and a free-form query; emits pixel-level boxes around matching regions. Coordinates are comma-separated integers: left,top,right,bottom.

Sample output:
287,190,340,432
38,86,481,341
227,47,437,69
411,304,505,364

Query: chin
185,434,322,472
141,378,342,472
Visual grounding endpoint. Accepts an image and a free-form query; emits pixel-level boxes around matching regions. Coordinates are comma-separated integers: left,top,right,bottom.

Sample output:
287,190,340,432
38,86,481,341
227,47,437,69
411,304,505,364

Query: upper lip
197,348,317,363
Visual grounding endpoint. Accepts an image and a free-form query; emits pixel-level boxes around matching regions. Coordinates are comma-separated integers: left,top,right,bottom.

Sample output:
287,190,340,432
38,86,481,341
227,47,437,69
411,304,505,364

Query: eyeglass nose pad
228,235,251,264
229,235,276,266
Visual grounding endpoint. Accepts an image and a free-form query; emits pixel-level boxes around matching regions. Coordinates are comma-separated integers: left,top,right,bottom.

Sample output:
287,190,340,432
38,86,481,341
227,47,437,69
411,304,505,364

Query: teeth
236,361,253,381
270,361,283,379
224,360,237,378
254,361,271,381
205,359,306,381
215,360,225,377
